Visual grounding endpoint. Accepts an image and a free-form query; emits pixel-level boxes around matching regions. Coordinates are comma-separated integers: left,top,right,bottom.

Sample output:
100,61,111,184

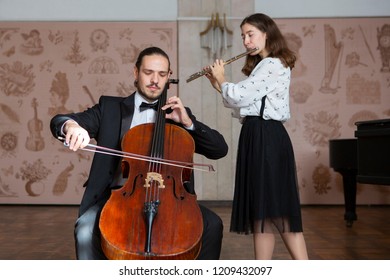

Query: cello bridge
144,172,165,188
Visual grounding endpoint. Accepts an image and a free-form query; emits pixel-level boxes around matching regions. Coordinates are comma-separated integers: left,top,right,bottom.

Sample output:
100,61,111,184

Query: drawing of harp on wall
319,24,343,94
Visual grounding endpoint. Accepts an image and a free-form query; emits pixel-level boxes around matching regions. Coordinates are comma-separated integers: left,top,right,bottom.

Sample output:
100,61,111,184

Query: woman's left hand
208,59,225,83
205,59,226,92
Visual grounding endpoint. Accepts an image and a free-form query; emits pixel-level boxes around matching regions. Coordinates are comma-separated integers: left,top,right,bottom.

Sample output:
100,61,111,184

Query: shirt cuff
184,123,195,131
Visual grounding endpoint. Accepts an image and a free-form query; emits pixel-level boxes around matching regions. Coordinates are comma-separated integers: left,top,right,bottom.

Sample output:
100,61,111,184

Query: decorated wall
179,16,390,205
0,21,177,204
0,17,389,205
278,17,390,204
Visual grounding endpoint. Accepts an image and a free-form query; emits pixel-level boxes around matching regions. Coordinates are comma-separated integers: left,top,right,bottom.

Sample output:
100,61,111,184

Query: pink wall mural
0,21,177,204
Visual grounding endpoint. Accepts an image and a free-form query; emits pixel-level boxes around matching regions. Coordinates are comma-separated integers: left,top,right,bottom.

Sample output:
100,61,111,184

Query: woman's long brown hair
240,13,296,76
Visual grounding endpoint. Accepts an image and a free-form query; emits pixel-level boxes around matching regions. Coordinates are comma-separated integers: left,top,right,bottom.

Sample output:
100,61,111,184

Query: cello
98,82,203,259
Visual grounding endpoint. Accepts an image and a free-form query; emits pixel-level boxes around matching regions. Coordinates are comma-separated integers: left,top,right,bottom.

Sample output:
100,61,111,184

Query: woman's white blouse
221,57,291,122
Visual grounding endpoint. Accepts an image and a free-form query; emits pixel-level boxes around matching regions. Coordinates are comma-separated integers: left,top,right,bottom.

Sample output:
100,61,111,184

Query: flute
186,48,258,83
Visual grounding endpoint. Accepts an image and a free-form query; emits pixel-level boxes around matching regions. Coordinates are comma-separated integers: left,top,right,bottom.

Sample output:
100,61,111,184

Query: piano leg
341,169,358,227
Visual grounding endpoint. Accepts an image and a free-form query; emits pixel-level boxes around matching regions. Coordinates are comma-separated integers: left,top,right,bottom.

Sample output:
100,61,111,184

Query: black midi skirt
230,116,303,234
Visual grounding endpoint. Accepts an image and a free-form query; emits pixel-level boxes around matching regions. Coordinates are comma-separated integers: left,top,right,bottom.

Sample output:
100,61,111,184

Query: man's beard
136,82,161,102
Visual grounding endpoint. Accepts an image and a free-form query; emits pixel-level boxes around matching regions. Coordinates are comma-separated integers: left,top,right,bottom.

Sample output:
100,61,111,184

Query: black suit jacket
50,93,228,216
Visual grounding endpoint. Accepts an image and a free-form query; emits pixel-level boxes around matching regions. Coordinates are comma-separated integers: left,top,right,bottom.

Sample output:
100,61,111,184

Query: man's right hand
63,120,90,151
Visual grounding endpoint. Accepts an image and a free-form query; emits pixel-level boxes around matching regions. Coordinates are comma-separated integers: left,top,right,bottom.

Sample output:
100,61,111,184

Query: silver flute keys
186,48,258,83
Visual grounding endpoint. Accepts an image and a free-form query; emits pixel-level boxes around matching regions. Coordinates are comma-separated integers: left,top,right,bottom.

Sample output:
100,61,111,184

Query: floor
0,203,389,260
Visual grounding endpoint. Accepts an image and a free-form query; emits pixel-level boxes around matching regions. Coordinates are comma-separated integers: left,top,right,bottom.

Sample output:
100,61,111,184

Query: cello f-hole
122,174,143,197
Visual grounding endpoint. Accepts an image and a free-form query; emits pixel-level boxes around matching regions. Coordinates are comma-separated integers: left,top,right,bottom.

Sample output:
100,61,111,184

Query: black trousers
74,201,223,260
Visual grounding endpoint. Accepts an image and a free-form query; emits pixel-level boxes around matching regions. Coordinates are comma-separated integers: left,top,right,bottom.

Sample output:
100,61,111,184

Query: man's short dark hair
135,47,171,71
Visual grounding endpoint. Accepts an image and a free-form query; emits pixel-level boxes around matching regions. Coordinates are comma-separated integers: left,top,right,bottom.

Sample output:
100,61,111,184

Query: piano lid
355,118,390,137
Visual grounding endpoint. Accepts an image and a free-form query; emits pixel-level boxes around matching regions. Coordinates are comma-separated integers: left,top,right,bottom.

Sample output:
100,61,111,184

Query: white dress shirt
131,92,158,128
133,91,194,130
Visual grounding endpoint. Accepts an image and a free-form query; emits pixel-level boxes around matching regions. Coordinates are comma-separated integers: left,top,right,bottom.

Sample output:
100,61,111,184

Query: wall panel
0,21,177,204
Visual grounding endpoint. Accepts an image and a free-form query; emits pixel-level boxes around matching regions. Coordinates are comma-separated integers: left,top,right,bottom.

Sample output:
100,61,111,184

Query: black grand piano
329,119,390,227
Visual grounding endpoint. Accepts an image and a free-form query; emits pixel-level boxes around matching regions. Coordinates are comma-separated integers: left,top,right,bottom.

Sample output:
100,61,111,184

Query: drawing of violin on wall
26,97,45,151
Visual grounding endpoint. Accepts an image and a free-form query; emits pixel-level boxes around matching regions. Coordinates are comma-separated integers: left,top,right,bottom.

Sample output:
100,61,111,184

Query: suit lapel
120,93,135,140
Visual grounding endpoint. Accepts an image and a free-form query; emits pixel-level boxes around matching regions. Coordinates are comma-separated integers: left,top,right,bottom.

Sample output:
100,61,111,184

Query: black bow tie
139,101,159,112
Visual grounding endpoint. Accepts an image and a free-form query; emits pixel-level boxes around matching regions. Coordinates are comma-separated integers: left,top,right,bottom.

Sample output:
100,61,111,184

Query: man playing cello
50,47,228,260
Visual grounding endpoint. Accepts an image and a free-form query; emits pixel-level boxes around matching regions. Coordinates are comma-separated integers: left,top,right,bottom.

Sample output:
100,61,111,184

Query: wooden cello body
99,86,203,260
